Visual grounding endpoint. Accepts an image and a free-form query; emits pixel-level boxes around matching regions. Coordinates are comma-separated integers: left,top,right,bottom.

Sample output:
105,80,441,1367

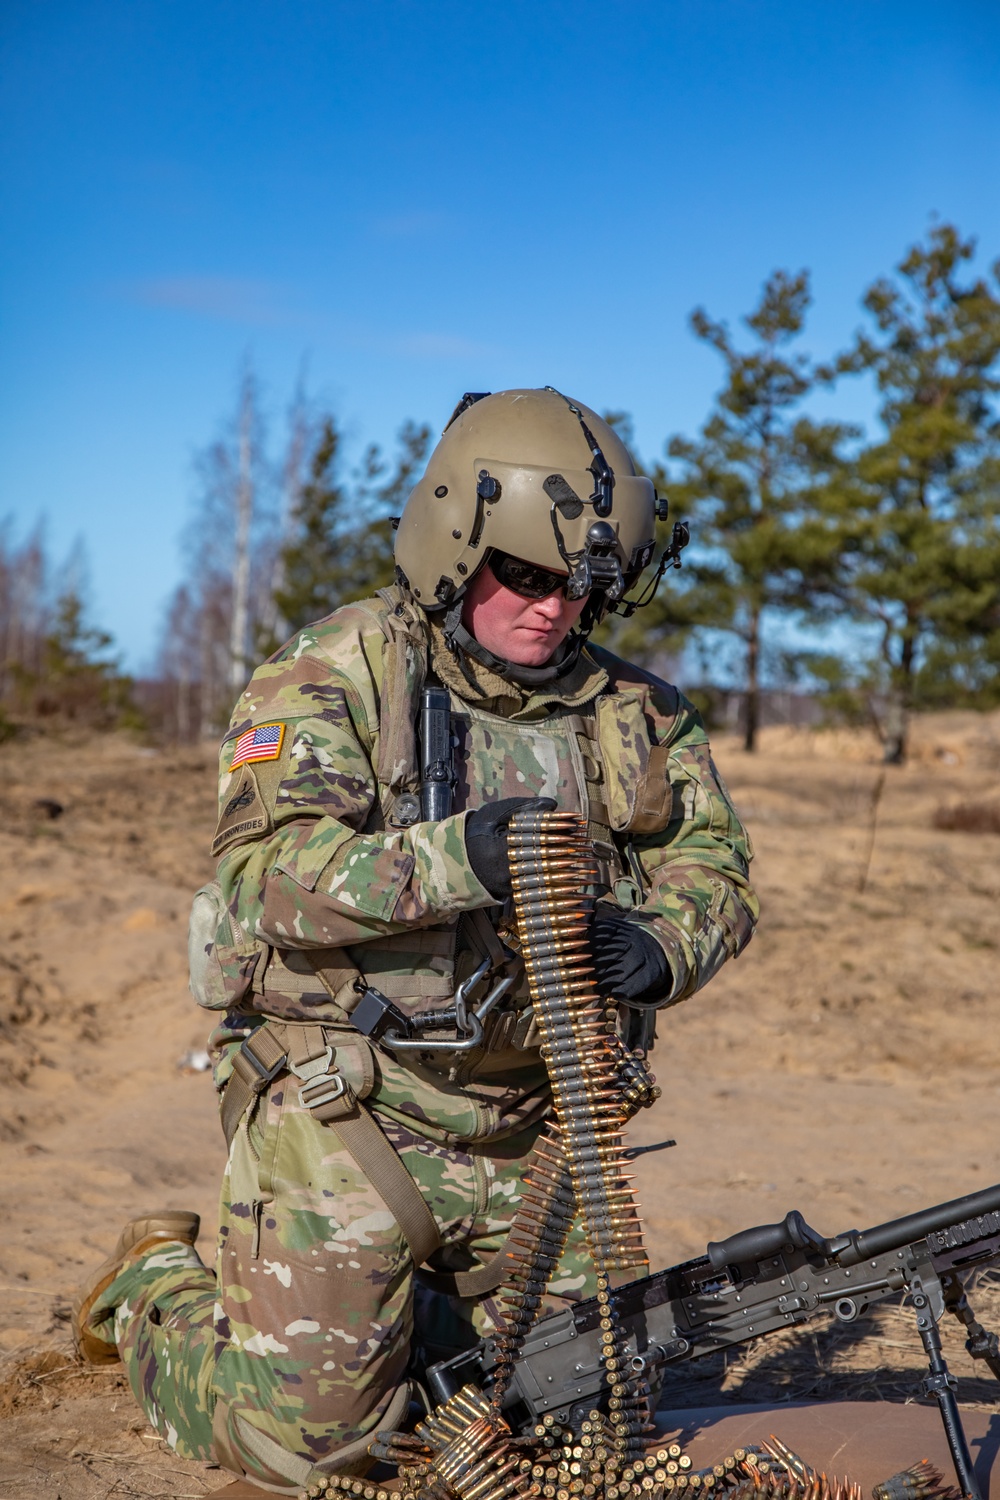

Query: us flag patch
229,722,285,770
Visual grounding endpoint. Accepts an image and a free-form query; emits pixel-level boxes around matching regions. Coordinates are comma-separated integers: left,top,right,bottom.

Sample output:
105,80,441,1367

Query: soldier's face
461,559,588,666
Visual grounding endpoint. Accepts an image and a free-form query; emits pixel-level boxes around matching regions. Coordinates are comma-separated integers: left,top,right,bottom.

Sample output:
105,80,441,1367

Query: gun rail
840,1180,1000,1265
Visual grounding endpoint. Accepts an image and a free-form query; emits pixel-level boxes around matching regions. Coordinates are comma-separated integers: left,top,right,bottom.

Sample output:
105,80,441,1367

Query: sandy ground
1,711,999,1497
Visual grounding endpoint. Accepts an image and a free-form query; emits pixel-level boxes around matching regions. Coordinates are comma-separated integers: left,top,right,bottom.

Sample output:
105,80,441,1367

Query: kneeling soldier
74,388,758,1492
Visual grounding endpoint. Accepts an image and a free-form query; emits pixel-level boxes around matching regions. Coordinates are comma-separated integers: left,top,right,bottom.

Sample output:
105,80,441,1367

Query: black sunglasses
489,550,572,600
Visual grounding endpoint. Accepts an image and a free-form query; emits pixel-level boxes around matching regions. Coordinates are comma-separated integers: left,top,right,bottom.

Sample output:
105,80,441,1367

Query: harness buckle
236,1034,287,1092
296,1071,347,1112
289,1045,348,1113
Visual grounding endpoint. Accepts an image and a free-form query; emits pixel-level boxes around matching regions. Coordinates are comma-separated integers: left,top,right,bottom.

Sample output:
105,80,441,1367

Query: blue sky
3,1,1000,670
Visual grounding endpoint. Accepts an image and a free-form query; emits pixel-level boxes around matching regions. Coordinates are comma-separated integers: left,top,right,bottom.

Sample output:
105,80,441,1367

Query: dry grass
2,712,1000,1495
0,1339,220,1498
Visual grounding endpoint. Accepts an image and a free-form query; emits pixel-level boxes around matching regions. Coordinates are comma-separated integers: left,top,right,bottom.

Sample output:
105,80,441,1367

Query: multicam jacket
209,587,757,1141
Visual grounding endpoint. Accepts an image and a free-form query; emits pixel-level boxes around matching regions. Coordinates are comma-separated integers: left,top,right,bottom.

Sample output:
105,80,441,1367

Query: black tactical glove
591,909,672,1004
464,796,558,903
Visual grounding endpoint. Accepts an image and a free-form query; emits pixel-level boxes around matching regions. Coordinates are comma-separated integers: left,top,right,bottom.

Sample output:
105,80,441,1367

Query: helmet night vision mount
394,386,689,641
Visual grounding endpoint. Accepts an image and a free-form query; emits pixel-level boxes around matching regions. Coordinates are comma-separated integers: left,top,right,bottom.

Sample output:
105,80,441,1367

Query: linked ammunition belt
353,809,662,1494
491,810,653,1430
301,811,933,1500
310,1430,955,1500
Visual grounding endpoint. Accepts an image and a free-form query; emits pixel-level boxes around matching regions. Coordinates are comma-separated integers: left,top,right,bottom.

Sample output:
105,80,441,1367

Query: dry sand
1,711,999,1497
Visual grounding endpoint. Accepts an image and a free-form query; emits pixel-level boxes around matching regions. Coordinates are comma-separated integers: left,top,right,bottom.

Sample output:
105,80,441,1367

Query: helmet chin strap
442,604,584,688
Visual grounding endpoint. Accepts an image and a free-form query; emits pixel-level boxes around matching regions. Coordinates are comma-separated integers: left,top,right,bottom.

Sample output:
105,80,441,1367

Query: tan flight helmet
395,387,661,619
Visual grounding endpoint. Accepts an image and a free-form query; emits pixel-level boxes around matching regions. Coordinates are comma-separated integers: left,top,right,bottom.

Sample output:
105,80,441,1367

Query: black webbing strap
461,907,510,971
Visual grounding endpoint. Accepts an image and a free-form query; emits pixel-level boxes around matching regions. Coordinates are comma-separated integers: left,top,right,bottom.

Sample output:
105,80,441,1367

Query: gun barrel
839,1181,1000,1266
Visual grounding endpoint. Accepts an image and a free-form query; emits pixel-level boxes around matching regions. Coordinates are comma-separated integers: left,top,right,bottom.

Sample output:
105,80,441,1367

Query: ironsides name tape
212,814,267,857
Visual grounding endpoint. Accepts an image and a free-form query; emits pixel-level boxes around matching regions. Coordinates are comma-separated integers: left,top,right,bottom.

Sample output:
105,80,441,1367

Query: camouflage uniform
87,586,757,1492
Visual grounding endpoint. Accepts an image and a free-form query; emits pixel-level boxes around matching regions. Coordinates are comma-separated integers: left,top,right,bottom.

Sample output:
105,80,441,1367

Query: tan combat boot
72,1209,201,1364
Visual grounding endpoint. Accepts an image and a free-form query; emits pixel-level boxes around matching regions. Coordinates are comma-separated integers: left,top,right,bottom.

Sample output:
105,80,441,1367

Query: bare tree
256,371,313,656
159,584,200,740
154,368,431,742
228,371,256,695
161,359,277,738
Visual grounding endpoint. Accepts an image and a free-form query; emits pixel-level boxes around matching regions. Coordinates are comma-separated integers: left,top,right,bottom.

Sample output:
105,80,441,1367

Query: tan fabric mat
657,1402,1000,1492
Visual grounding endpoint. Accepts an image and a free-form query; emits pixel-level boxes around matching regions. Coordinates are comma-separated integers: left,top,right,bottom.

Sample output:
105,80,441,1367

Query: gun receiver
426,1181,1000,1500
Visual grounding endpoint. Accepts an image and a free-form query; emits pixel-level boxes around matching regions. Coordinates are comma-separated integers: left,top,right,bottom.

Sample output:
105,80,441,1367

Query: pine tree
275,417,430,635
651,271,849,750
35,588,137,726
819,224,1000,761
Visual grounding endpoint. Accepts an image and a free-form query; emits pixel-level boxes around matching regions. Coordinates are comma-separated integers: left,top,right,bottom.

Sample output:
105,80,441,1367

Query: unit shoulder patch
212,765,270,857
229,722,286,771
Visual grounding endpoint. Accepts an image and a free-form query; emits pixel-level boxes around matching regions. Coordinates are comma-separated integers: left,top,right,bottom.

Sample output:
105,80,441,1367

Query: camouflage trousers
86,1073,596,1491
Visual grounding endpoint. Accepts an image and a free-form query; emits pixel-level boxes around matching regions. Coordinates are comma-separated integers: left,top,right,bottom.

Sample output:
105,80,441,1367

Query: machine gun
426,1181,1000,1500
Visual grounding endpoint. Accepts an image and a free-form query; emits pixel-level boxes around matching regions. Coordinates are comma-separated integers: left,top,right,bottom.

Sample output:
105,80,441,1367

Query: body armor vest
196,591,673,1080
